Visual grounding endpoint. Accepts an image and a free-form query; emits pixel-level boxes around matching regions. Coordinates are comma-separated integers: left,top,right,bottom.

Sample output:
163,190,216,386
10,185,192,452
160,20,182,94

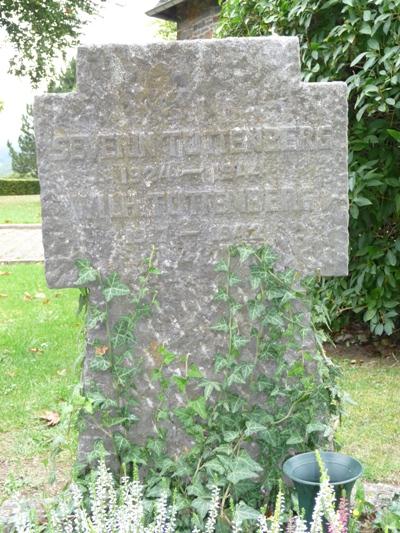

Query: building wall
176,0,220,40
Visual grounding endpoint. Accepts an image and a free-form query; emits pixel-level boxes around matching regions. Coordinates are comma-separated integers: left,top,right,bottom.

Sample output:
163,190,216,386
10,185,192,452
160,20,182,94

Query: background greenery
0,195,41,224
218,0,400,337
0,1,103,83
337,359,400,483
0,178,40,196
0,264,83,501
7,105,37,178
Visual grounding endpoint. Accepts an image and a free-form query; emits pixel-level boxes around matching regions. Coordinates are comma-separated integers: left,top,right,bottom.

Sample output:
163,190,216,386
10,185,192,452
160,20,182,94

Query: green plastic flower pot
283,451,363,526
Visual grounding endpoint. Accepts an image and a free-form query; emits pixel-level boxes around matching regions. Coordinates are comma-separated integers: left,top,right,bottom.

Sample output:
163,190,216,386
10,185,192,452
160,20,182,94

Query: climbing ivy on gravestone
76,245,342,530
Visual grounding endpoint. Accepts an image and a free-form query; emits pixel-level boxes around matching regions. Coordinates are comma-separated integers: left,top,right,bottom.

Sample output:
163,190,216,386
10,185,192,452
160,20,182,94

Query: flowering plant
12,452,353,533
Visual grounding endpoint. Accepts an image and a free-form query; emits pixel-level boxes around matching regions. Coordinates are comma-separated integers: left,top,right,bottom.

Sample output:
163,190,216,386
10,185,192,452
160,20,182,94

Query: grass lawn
0,195,41,224
336,358,400,484
0,263,399,503
0,263,82,502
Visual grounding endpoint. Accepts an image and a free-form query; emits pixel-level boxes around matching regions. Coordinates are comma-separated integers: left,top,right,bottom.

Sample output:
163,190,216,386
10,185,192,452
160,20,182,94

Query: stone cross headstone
34,37,348,460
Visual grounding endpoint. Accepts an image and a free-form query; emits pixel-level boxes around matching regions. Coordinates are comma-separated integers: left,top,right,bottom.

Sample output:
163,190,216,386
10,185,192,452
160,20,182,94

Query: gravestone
34,37,348,459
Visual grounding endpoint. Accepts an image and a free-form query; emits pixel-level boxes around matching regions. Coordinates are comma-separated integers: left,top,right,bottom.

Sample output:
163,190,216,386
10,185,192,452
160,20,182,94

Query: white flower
205,486,221,533
9,457,357,533
257,515,270,533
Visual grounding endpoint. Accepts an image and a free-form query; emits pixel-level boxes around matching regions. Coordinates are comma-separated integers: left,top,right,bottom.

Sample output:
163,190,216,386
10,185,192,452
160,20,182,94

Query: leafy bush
0,177,40,196
10,454,354,532
217,0,400,335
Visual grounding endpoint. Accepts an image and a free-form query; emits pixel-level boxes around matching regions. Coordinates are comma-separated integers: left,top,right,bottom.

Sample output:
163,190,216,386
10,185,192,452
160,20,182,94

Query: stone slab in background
0,225,44,262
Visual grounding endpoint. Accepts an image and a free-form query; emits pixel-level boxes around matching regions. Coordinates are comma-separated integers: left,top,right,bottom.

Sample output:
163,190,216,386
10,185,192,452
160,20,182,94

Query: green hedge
0,178,40,196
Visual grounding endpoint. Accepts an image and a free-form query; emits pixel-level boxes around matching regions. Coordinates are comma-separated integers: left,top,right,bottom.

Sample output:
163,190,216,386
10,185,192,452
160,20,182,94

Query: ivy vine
75,244,341,531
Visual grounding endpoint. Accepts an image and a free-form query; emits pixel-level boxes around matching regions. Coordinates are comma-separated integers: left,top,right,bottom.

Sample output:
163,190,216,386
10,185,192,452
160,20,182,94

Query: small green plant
374,494,400,533
76,245,341,529
349,482,374,529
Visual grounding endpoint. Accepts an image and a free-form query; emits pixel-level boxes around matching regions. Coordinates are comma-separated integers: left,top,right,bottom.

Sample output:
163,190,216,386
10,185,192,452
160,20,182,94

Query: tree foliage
7,105,37,178
156,20,177,40
47,57,77,93
7,59,77,179
0,0,104,83
218,0,400,335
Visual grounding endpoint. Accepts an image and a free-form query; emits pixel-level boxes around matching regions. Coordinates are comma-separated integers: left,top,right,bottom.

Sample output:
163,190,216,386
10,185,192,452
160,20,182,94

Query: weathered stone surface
34,37,348,457
364,482,400,509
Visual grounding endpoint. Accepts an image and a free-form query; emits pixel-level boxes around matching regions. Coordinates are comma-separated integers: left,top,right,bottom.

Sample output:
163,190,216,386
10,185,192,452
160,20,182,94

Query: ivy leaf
227,468,259,485
214,288,229,302
173,376,188,393
286,435,304,445
211,320,230,333
189,397,208,419
112,316,135,348
237,245,255,263
227,366,246,387
245,421,267,436
248,300,264,320
102,273,130,302
74,259,97,285
204,458,226,475
215,260,229,272
263,313,284,328
90,357,111,372
306,422,327,434
232,335,249,350
113,433,131,456
192,497,212,520
202,380,221,400
87,390,111,408
234,502,261,526
223,430,241,442
158,346,176,365
87,307,106,329
227,453,263,484
187,483,209,498
187,364,203,378
288,361,305,377
228,273,241,287
230,397,245,413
